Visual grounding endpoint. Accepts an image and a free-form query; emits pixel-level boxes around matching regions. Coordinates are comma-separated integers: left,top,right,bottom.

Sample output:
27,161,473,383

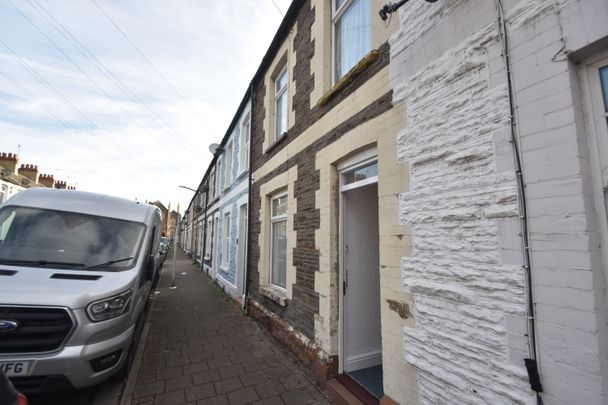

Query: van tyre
112,313,144,382
151,271,160,290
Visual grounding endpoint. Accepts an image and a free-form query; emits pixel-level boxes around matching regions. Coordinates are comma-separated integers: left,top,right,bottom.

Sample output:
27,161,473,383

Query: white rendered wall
390,0,608,403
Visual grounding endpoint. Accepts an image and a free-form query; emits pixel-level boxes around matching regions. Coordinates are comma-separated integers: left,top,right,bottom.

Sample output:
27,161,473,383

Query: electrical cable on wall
495,0,544,403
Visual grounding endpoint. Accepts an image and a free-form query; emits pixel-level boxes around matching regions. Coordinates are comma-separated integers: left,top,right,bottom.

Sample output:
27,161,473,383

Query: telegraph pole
170,214,179,289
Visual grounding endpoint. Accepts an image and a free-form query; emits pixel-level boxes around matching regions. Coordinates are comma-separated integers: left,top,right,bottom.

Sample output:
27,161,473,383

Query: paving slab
124,249,330,404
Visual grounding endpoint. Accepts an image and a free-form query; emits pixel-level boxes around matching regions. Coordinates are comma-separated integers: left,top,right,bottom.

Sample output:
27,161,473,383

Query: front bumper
3,322,135,392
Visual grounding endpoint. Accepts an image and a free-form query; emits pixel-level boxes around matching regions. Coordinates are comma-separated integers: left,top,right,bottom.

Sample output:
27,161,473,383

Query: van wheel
112,337,135,382
151,271,160,289
113,314,144,382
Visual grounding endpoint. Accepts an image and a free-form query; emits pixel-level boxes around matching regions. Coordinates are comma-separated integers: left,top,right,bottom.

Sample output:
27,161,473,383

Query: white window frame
222,211,231,270
215,160,222,197
270,191,288,289
331,0,371,83
197,220,203,259
205,217,212,259
580,51,608,300
224,141,233,189
274,66,288,142
239,113,250,175
209,168,215,200
212,215,219,271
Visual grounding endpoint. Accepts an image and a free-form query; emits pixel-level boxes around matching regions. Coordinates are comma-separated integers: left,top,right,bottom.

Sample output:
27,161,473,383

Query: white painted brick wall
393,13,535,402
390,0,608,403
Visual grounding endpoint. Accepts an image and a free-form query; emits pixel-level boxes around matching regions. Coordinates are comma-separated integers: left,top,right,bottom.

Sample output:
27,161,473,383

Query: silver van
0,188,161,392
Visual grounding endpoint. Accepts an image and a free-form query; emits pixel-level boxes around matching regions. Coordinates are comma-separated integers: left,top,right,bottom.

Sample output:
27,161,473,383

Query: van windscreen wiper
86,257,134,271
0,259,85,267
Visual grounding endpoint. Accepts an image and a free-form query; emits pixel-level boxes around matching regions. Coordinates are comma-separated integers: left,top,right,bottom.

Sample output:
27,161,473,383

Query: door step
327,375,379,405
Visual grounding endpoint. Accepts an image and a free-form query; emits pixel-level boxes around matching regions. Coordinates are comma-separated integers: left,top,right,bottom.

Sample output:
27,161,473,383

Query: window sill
317,49,380,108
260,285,288,307
236,169,248,181
264,132,288,155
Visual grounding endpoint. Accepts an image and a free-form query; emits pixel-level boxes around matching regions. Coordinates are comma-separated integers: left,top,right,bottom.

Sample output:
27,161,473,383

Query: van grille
0,306,74,353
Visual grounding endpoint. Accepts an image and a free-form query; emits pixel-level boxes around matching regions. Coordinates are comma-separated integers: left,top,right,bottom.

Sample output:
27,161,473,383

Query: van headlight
86,290,132,322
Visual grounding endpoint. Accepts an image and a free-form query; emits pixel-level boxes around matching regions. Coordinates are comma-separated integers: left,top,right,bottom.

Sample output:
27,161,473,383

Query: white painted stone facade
390,0,608,403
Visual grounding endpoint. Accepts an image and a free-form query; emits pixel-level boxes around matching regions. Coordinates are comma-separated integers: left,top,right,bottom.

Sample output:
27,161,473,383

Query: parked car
0,188,162,393
159,237,169,256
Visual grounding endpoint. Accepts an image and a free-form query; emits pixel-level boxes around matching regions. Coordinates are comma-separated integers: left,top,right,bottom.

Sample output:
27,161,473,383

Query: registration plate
0,360,33,377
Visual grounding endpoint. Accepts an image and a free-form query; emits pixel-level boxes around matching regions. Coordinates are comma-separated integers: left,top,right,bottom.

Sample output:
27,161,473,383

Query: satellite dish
209,143,220,154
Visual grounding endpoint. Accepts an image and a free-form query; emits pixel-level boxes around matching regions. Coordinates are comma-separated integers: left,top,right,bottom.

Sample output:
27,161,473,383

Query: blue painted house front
198,98,250,301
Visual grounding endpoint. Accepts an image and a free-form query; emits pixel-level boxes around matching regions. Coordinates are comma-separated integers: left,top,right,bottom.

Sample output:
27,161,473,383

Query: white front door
339,156,382,373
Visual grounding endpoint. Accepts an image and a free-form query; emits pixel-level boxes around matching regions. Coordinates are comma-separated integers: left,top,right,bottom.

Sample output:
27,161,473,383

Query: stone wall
390,0,608,403
249,0,394,342
393,15,534,402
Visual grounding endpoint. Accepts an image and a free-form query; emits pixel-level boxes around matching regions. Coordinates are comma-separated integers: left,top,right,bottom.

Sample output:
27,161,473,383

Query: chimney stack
55,180,67,189
0,153,19,175
18,164,40,184
39,174,55,188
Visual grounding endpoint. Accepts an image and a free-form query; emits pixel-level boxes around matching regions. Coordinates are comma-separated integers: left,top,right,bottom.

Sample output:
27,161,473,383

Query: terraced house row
183,1,608,404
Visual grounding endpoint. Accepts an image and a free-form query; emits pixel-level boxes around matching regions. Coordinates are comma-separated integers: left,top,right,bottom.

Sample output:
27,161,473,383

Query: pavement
122,248,331,405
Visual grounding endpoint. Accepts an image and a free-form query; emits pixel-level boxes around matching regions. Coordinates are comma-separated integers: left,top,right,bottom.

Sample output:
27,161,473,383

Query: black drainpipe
200,182,209,274
243,81,255,312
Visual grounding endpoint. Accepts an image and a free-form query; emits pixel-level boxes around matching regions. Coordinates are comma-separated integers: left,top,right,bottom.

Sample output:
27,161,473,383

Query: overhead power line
0,38,155,179
271,0,285,17
28,0,201,159
0,65,140,183
90,0,217,137
23,0,200,157
21,0,193,168
7,0,152,174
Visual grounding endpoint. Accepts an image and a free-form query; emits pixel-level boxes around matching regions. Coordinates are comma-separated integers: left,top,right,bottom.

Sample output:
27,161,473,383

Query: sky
0,0,292,213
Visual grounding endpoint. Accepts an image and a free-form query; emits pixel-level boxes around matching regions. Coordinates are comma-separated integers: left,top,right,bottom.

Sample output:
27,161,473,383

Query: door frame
579,50,608,307
338,147,378,374
238,202,248,296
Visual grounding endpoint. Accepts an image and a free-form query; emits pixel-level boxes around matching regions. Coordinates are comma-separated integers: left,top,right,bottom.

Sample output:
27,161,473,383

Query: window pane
275,91,288,138
335,0,347,11
272,194,287,217
335,0,370,80
343,162,377,185
271,220,287,288
225,144,232,183
276,70,288,94
601,66,608,113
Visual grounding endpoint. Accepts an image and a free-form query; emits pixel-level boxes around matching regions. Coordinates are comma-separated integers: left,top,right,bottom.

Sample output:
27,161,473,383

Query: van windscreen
0,206,145,271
